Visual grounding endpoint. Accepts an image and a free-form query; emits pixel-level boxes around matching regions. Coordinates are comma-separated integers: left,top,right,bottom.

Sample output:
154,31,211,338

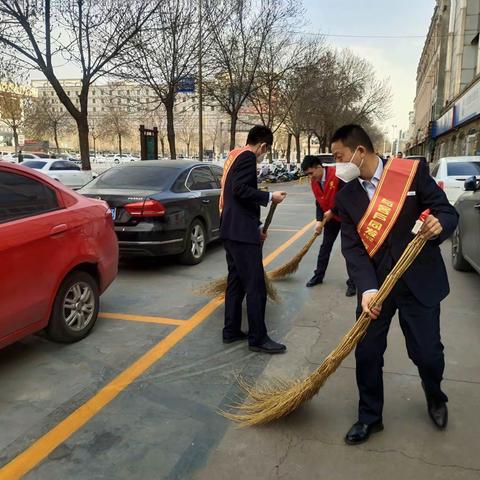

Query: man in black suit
331,124,458,444
220,126,287,354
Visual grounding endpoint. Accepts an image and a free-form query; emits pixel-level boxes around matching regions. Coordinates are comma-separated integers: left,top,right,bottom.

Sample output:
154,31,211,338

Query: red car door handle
50,224,68,235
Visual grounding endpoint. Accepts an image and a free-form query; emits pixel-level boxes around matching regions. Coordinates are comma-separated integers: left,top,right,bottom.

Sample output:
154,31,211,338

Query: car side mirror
464,176,478,192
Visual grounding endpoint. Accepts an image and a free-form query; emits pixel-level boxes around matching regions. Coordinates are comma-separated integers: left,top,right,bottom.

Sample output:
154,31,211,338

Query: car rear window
91,166,177,189
22,160,47,169
447,162,480,176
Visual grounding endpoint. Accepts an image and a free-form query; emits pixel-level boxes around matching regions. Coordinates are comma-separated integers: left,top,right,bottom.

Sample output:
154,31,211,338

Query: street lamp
198,0,203,162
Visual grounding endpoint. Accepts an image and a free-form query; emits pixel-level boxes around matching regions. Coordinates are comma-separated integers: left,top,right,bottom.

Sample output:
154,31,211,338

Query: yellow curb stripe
99,312,186,326
0,222,313,479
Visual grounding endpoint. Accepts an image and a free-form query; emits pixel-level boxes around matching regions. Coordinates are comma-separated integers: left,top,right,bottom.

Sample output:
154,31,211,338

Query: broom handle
263,202,277,234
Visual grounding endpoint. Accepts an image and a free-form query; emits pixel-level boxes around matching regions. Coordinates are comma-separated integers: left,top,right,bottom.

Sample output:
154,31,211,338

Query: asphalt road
0,180,479,480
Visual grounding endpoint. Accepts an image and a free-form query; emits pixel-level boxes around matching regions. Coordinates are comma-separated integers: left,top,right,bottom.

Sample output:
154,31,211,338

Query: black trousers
355,279,448,425
223,239,267,346
314,219,355,288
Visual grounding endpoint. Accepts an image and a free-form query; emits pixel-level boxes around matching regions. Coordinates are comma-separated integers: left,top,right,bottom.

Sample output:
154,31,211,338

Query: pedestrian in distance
220,125,288,354
17,149,23,163
396,151,404,158
331,124,458,445
301,155,356,297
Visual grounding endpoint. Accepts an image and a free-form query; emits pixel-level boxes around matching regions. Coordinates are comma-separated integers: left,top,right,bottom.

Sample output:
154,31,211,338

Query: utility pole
198,0,204,161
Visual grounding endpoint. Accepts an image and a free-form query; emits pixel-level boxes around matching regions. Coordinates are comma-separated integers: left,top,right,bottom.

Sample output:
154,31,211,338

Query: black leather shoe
306,276,323,288
249,337,286,354
223,332,248,344
345,285,356,297
422,382,448,429
345,421,384,445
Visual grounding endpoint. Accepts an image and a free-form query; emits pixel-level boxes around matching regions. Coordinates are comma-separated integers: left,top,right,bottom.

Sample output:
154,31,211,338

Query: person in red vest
301,155,356,296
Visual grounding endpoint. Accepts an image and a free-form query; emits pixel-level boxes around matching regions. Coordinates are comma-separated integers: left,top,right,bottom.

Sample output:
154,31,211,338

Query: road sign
177,76,195,94
18,134,25,146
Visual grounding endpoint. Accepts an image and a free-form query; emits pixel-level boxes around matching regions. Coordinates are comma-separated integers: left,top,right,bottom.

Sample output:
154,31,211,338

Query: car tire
451,227,472,271
47,271,100,343
179,219,207,265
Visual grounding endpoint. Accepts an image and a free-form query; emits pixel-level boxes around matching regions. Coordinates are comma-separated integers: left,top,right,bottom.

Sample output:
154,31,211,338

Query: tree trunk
118,134,122,156
187,141,190,157
229,111,238,151
53,124,60,152
165,101,176,159
295,133,301,163
77,117,91,170
286,133,292,163
160,137,165,158
12,127,19,153
307,133,312,155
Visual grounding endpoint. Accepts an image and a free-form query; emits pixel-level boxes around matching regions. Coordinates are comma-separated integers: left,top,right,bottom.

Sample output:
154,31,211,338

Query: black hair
246,125,273,147
397,151,403,156
301,155,322,172
330,124,374,153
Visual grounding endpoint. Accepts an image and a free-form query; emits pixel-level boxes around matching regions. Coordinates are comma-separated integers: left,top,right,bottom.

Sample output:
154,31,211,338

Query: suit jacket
335,159,459,307
220,151,270,245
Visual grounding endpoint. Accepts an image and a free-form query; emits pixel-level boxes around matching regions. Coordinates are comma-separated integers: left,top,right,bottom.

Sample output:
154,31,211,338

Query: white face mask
334,147,363,183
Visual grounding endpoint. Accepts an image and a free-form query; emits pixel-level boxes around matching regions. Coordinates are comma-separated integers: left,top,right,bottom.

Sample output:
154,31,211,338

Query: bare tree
24,96,73,152
117,0,200,159
101,106,132,156
176,111,198,157
203,0,299,150
0,0,162,169
0,81,31,152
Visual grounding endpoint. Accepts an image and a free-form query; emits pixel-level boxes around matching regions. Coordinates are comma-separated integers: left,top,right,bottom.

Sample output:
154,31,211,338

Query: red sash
219,146,249,212
357,159,419,257
311,167,340,221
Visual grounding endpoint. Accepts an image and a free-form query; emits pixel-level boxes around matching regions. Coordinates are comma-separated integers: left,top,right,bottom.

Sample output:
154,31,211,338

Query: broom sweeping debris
222,210,431,426
196,203,280,301
267,219,325,280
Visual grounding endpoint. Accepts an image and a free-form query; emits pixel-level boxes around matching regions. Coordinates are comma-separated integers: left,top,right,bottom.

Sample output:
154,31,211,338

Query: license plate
110,207,117,220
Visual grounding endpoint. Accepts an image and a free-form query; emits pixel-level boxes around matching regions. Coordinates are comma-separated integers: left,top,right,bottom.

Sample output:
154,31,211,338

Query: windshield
88,166,179,190
22,161,47,169
447,162,480,176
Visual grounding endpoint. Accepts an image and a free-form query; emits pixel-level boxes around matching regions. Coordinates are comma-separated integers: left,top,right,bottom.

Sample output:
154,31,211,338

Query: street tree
176,111,198,157
101,106,132,157
203,0,299,150
0,0,163,169
118,0,201,159
24,96,73,152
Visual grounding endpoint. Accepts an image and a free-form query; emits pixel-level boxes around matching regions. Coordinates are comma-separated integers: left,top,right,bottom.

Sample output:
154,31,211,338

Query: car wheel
47,271,100,343
179,219,206,265
451,227,472,271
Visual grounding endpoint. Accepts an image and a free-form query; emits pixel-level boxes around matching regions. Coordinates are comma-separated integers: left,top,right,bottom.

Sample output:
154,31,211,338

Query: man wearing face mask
331,124,458,445
220,125,287,354
301,155,356,296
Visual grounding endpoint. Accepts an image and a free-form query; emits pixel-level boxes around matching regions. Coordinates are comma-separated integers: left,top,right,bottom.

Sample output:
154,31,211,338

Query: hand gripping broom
222,210,431,426
196,202,280,302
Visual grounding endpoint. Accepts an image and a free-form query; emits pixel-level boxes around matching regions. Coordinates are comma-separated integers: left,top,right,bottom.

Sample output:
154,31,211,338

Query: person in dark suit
220,125,287,354
301,155,356,296
331,124,458,445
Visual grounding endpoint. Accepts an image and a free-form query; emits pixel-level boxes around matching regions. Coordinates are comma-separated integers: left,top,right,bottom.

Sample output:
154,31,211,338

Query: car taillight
437,180,445,190
124,199,165,217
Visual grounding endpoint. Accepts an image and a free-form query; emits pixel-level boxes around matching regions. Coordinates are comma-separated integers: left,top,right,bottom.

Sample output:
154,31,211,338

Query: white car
21,159,97,189
431,156,480,204
1,152,45,163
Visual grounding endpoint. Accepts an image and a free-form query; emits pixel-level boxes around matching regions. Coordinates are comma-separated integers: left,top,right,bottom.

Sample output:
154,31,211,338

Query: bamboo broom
222,210,431,426
196,203,280,301
267,219,325,280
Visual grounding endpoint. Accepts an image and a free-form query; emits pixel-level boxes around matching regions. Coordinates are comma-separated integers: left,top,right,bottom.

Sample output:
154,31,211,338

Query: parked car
0,161,118,349
317,153,335,164
21,159,97,189
452,175,480,274
79,160,223,264
430,156,480,204
5,152,44,163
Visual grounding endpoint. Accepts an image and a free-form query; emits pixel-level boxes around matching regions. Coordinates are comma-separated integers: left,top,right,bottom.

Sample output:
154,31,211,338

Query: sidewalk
193,245,480,480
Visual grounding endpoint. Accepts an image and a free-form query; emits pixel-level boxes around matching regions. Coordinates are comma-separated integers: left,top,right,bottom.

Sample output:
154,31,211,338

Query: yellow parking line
0,220,315,479
269,228,301,233
99,312,186,326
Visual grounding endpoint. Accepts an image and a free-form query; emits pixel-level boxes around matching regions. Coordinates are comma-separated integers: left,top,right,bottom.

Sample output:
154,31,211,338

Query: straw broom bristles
267,220,325,280
222,233,428,426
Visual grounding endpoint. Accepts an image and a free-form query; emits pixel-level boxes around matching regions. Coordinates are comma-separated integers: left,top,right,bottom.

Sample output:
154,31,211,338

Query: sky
302,0,436,133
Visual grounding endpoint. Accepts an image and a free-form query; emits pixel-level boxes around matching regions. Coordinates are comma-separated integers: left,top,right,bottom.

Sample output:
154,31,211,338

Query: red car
0,161,118,349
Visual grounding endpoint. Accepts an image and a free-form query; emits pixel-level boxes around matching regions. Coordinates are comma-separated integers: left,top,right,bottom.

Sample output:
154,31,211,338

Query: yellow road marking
269,228,301,233
0,220,314,479
99,312,186,326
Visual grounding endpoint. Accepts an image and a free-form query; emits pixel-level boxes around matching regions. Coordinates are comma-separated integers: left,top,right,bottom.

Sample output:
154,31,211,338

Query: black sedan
80,160,223,264
452,175,480,274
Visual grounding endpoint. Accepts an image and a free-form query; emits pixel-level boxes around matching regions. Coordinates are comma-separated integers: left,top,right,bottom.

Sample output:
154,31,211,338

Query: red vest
311,167,340,221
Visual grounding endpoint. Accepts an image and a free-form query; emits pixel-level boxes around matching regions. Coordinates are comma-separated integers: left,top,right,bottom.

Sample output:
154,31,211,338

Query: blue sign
177,76,195,93
433,108,454,138
454,80,480,126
